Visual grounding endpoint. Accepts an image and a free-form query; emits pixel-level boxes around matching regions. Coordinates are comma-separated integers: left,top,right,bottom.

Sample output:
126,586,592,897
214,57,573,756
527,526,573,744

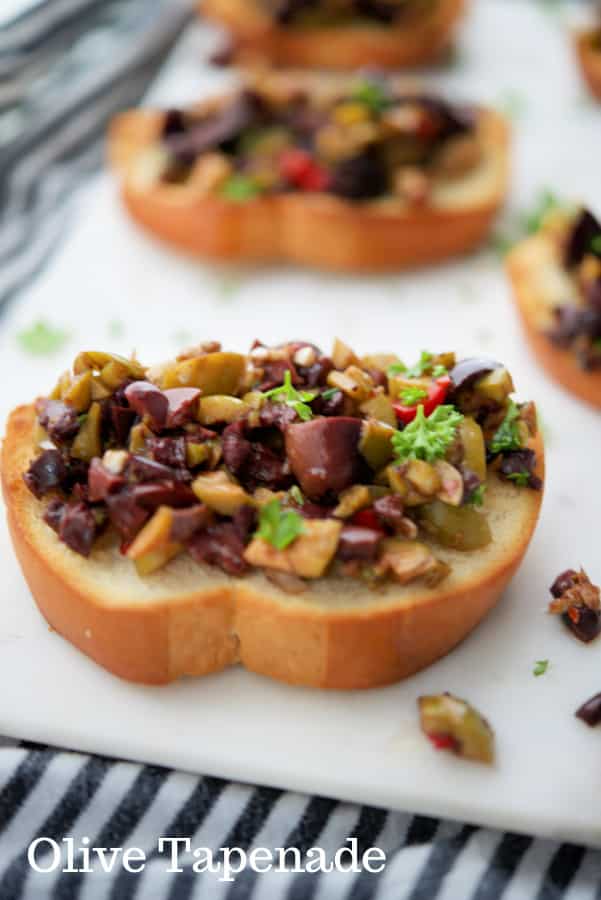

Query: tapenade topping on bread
22,340,541,585
545,209,601,371
110,72,508,270
257,0,438,27
152,79,480,206
203,0,464,70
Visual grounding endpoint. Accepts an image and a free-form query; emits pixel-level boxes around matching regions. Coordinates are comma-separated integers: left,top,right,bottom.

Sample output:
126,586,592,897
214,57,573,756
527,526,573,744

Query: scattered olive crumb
575,693,601,728
548,569,601,643
533,659,549,677
17,321,69,356
418,693,494,764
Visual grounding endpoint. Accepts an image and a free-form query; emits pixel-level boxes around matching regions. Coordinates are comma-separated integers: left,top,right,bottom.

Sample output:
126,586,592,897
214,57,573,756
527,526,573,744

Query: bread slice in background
202,0,465,69
507,232,601,410
108,101,509,272
575,30,601,101
3,404,543,689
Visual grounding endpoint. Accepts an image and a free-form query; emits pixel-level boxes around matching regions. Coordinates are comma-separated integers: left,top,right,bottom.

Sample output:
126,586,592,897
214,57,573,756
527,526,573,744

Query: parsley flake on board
255,499,305,550
399,385,428,406
533,660,549,677
17,321,69,356
263,370,317,421
392,404,464,464
489,399,522,455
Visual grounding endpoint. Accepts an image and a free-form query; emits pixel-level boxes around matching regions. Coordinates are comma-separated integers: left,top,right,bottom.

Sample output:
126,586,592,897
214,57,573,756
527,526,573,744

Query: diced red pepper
351,508,384,532
279,149,331,192
427,732,460,753
393,374,452,425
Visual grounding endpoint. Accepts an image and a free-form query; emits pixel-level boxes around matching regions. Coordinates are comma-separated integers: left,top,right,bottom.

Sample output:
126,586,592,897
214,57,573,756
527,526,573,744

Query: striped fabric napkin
0,2,600,898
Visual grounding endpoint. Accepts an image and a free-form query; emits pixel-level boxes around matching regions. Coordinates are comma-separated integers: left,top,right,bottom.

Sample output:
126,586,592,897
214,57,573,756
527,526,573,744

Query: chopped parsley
262,370,316,421
387,361,407,377
221,175,263,202
404,351,448,379
321,387,339,400
489,399,522,455
350,79,390,114
255,499,305,550
506,470,530,487
533,659,549,677
392,404,464,463
467,484,487,507
399,385,428,406
17,321,69,356
522,189,561,235
590,234,601,255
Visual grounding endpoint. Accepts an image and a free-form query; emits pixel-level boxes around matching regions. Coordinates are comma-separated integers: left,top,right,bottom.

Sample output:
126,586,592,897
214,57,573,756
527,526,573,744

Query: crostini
575,27,601,101
507,207,601,409
109,74,510,272
203,0,465,70
2,339,543,688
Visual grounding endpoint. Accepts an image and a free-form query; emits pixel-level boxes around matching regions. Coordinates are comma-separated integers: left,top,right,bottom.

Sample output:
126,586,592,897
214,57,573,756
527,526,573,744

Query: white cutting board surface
1,0,601,846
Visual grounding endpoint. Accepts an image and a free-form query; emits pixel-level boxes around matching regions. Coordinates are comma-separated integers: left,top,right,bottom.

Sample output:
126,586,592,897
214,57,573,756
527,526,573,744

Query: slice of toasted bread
2,404,543,689
575,30,601,101
108,103,509,272
506,233,601,410
203,0,465,69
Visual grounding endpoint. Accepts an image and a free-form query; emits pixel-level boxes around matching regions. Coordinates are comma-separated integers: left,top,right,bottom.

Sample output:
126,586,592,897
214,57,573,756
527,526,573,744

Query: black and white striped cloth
1,2,601,898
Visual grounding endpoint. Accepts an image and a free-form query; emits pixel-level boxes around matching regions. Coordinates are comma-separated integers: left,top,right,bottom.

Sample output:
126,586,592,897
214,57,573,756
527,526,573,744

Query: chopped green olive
418,693,494,764
160,352,246,396
71,402,102,462
418,500,492,550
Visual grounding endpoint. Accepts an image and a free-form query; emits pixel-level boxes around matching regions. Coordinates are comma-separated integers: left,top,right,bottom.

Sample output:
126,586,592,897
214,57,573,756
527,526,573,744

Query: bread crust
2,404,543,689
575,30,601,101
507,234,601,410
203,0,465,69
108,103,509,272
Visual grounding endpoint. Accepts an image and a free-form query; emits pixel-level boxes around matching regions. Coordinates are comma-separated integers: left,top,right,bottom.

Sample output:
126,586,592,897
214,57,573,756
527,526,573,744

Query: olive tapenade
260,0,437,27
148,78,480,207
23,339,542,585
507,204,601,409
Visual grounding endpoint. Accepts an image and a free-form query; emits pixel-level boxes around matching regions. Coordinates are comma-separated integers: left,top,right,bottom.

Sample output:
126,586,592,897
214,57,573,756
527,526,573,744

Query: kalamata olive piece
124,382,168,430
164,388,201,428
576,692,601,728
285,417,363,500
337,526,382,562
564,209,601,268
448,358,503,396
24,449,68,499
87,458,126,502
